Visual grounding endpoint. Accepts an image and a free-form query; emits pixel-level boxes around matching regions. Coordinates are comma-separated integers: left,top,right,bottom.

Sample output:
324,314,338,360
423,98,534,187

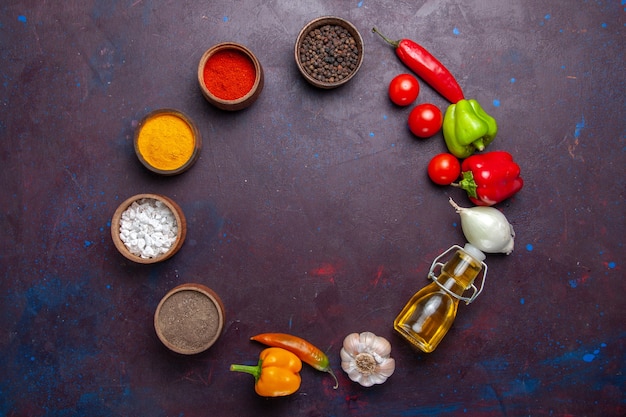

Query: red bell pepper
455,151,523,206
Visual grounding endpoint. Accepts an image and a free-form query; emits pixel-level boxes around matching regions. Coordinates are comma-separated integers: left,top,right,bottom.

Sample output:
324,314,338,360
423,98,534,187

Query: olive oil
394,244,486,353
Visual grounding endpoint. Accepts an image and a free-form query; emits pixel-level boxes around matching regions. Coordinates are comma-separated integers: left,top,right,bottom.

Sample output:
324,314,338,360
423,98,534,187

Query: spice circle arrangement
110,193,187,264
198,42,264,111
154,283,226,355
295,16,364,89
134,109,201,176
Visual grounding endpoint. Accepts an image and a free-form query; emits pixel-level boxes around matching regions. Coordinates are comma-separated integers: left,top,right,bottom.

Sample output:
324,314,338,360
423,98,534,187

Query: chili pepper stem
230,361,262,381
327,367,339,389
372,27,400,48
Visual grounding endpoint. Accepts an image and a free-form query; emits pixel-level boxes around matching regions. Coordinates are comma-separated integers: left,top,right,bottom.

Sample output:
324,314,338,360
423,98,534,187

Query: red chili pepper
250,333,339,389
373,27,464,104
454,151,524,206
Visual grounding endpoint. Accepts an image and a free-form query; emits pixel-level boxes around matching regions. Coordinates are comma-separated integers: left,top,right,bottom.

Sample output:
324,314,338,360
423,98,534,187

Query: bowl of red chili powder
295,16,364,89
198,42,264,111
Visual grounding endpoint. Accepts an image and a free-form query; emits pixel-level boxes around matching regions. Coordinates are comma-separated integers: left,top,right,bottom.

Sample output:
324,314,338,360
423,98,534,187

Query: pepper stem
327,368,339,389
230,361,262,381
372,27,400,48
451,171,479,199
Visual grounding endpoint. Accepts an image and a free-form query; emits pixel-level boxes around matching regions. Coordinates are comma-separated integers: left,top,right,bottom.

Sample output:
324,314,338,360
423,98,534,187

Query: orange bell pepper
250,332,339,388
230,347,302,397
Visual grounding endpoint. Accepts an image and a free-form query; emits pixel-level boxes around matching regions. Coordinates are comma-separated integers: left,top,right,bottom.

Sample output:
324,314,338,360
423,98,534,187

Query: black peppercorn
300,24,359,84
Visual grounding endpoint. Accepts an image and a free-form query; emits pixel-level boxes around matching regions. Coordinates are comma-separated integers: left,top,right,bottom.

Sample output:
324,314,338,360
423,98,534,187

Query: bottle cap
463,243,486,262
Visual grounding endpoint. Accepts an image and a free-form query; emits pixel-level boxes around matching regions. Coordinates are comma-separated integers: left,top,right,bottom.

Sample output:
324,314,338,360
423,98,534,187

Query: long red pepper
250,333,339,389
372,27,464,104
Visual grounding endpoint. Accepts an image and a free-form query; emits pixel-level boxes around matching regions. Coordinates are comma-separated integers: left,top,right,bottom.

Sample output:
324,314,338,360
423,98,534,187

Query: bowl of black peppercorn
295,16,364,89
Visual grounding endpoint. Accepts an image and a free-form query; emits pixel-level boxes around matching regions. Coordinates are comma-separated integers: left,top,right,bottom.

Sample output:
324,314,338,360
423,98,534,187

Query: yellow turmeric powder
136,112,196,172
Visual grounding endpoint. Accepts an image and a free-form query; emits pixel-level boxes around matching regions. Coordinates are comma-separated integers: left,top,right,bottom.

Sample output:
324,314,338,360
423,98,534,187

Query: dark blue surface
1,1,624,416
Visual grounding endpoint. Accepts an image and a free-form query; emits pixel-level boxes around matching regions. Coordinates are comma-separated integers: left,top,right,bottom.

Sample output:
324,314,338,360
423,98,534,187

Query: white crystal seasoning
119,198,178,259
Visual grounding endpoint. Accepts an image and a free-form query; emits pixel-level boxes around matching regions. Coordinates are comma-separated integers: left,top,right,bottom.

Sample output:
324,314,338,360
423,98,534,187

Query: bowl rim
154,283,225,355
197,42,264,110
294,16,364,89
133,108,202,176
110,193,186,264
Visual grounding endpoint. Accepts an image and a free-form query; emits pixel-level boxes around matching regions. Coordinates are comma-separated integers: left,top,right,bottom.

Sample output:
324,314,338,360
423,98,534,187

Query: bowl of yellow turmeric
134,109,202,175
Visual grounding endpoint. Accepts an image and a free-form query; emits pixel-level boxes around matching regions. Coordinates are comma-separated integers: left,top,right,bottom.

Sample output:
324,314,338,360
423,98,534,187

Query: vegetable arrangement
373,25,524,208
229,22,527,398
373,27,500,162
424,150,524,206
369,25,526,357
372,27,464,103
250,333,339,388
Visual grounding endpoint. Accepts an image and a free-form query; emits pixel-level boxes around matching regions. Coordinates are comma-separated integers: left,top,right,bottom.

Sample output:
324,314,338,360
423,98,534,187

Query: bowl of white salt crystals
111,193,187,264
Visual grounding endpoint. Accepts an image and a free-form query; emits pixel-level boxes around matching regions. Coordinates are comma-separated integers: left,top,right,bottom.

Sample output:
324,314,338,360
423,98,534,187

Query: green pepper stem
230,361,262,381
372,27,400,48
453,171,479,199
326,368,339,389
473,138,486,152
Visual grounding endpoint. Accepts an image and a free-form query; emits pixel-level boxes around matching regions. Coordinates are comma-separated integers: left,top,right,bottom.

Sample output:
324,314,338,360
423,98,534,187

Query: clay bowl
198,42,264,111
295,16,364,89
134,109,201,176
110,193,186,264
154,283,225,355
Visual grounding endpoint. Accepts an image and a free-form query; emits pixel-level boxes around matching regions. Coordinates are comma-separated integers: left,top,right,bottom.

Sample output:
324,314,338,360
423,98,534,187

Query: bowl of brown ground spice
134,109,201,175
198,42,264,111
154,283,225,355
295,16,364,89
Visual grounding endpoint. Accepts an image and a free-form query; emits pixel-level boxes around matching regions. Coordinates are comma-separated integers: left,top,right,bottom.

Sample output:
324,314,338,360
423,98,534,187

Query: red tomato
388,74,419,106
408,103,443,138
427,153,461,185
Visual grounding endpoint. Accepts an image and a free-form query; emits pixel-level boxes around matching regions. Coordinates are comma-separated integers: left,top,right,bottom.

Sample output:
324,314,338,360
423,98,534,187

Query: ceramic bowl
295,16,364,89
198,42,264,111
110,193,186,264
154,283,225,355
134,109,202,175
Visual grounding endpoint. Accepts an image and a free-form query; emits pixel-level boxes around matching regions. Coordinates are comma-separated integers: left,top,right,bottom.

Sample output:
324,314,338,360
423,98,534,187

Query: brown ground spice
157,290,220,351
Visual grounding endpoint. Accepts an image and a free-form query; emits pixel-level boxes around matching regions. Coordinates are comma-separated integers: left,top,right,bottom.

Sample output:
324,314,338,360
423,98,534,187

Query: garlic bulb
340,332,395,387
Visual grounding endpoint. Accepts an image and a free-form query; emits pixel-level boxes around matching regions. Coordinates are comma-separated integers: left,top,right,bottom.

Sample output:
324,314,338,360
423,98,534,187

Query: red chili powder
203,49,256,100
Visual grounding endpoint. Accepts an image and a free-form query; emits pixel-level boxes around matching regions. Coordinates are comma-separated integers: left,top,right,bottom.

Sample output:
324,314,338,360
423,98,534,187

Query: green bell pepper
442,99,498,159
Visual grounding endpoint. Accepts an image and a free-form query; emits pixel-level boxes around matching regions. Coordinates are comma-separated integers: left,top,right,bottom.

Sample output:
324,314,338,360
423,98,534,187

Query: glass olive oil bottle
394,244,487,353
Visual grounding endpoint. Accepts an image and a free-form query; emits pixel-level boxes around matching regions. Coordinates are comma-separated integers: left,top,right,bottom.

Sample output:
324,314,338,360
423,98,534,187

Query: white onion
449,198,515,254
